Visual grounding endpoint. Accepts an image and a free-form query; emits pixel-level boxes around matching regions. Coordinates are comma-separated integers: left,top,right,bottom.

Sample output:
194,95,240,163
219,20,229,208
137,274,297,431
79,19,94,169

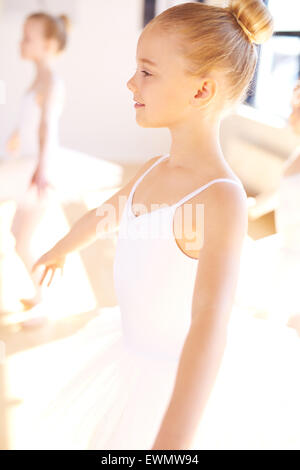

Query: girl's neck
33,58,56,79
168,118,225,172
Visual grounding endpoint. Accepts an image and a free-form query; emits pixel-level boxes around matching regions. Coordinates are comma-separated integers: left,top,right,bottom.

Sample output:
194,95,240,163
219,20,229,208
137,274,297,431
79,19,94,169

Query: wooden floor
0,162,275,450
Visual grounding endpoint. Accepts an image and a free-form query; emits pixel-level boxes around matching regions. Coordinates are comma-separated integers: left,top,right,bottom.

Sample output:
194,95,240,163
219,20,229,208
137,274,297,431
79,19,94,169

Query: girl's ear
192,78,217,108
194,81,210,98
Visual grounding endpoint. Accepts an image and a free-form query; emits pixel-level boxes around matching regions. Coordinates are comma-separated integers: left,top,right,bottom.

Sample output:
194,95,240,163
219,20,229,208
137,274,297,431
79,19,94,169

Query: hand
32,249,66,287
29,164,54,198
5,130,20,156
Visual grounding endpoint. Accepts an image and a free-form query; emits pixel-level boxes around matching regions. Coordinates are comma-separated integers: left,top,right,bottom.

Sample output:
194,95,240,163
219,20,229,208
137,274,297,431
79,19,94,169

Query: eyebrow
136,58,158,67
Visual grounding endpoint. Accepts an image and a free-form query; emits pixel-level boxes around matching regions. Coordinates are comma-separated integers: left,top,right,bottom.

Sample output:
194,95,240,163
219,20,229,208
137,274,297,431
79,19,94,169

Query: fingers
47,266,62,287
47,268,55,287
31,265,53,287
39,266,50,286
30,178,54,198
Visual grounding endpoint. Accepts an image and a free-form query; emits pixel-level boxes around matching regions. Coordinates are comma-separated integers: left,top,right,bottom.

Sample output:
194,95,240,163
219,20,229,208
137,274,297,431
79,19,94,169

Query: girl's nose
127,71,137,92
127,77,134,92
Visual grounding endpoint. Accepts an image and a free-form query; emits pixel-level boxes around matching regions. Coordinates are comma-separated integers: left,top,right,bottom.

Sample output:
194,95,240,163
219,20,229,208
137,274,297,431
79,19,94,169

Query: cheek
161,87,187,114
23,39,36,50
21,41,33,57
31,41,45,57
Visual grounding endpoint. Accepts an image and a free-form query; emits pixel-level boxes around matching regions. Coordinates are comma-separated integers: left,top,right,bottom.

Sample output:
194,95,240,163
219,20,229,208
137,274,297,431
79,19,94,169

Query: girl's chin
21,54,34,61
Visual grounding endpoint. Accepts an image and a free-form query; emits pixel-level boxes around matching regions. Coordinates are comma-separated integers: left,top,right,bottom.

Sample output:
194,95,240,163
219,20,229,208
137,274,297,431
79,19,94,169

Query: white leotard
17,73,65,158
114,153,246,359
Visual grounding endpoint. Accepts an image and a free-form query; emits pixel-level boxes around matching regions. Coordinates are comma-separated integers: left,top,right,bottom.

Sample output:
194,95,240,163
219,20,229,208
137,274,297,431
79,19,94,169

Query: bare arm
36,76,58,169
52,188,127,257
152,184,248,449
52,157,159,256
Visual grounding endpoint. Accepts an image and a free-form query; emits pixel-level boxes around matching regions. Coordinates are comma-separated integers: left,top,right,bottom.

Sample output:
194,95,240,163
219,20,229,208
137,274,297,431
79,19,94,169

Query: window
247,0,300,120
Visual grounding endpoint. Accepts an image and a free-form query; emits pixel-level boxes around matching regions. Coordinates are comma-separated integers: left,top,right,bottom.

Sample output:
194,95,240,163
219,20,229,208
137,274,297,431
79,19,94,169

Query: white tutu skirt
14,303,300,450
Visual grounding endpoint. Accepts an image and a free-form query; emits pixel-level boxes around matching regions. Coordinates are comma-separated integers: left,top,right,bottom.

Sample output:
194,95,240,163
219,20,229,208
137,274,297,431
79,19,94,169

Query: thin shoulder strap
129,153,169,201
173,178,246,209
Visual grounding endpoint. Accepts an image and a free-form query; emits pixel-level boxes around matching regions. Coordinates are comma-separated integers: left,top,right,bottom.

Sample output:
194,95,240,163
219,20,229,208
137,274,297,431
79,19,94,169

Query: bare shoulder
204,178,247,209
194,179,248,234
96,155,164,231
173,179,248,260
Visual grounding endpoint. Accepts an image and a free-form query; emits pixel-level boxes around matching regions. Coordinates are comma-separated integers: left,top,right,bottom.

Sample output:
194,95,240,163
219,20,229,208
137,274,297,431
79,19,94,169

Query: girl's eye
141,70,151,77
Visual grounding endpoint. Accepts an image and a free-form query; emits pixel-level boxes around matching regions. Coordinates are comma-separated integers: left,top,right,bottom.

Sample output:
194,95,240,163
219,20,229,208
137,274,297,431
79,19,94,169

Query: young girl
4,12,107,326
4,12,71,326
238,80,300,330
19,1,300,450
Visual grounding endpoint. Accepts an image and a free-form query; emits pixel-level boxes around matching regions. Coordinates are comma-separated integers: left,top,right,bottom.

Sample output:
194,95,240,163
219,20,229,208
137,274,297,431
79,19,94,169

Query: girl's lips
134,103,145,108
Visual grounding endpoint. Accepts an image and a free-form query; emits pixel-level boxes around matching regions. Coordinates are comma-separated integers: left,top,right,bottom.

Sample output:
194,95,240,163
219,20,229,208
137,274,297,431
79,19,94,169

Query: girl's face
20,19,54,61
288,81,300,135
127,27,218,129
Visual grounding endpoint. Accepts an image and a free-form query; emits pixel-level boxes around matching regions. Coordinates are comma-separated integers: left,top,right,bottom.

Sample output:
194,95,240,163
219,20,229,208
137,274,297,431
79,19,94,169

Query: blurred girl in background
4,12,97,326
237,79,300,332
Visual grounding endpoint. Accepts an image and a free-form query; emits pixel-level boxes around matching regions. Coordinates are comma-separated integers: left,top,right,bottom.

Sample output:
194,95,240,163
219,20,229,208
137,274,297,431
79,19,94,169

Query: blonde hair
26,12,72,53
145,0,274,110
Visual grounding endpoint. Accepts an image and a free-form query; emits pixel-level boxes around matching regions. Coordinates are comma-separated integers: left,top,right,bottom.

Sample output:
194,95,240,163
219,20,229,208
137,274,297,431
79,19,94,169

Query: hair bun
58,14,72,33
232,13,255,43
229,0,274,45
